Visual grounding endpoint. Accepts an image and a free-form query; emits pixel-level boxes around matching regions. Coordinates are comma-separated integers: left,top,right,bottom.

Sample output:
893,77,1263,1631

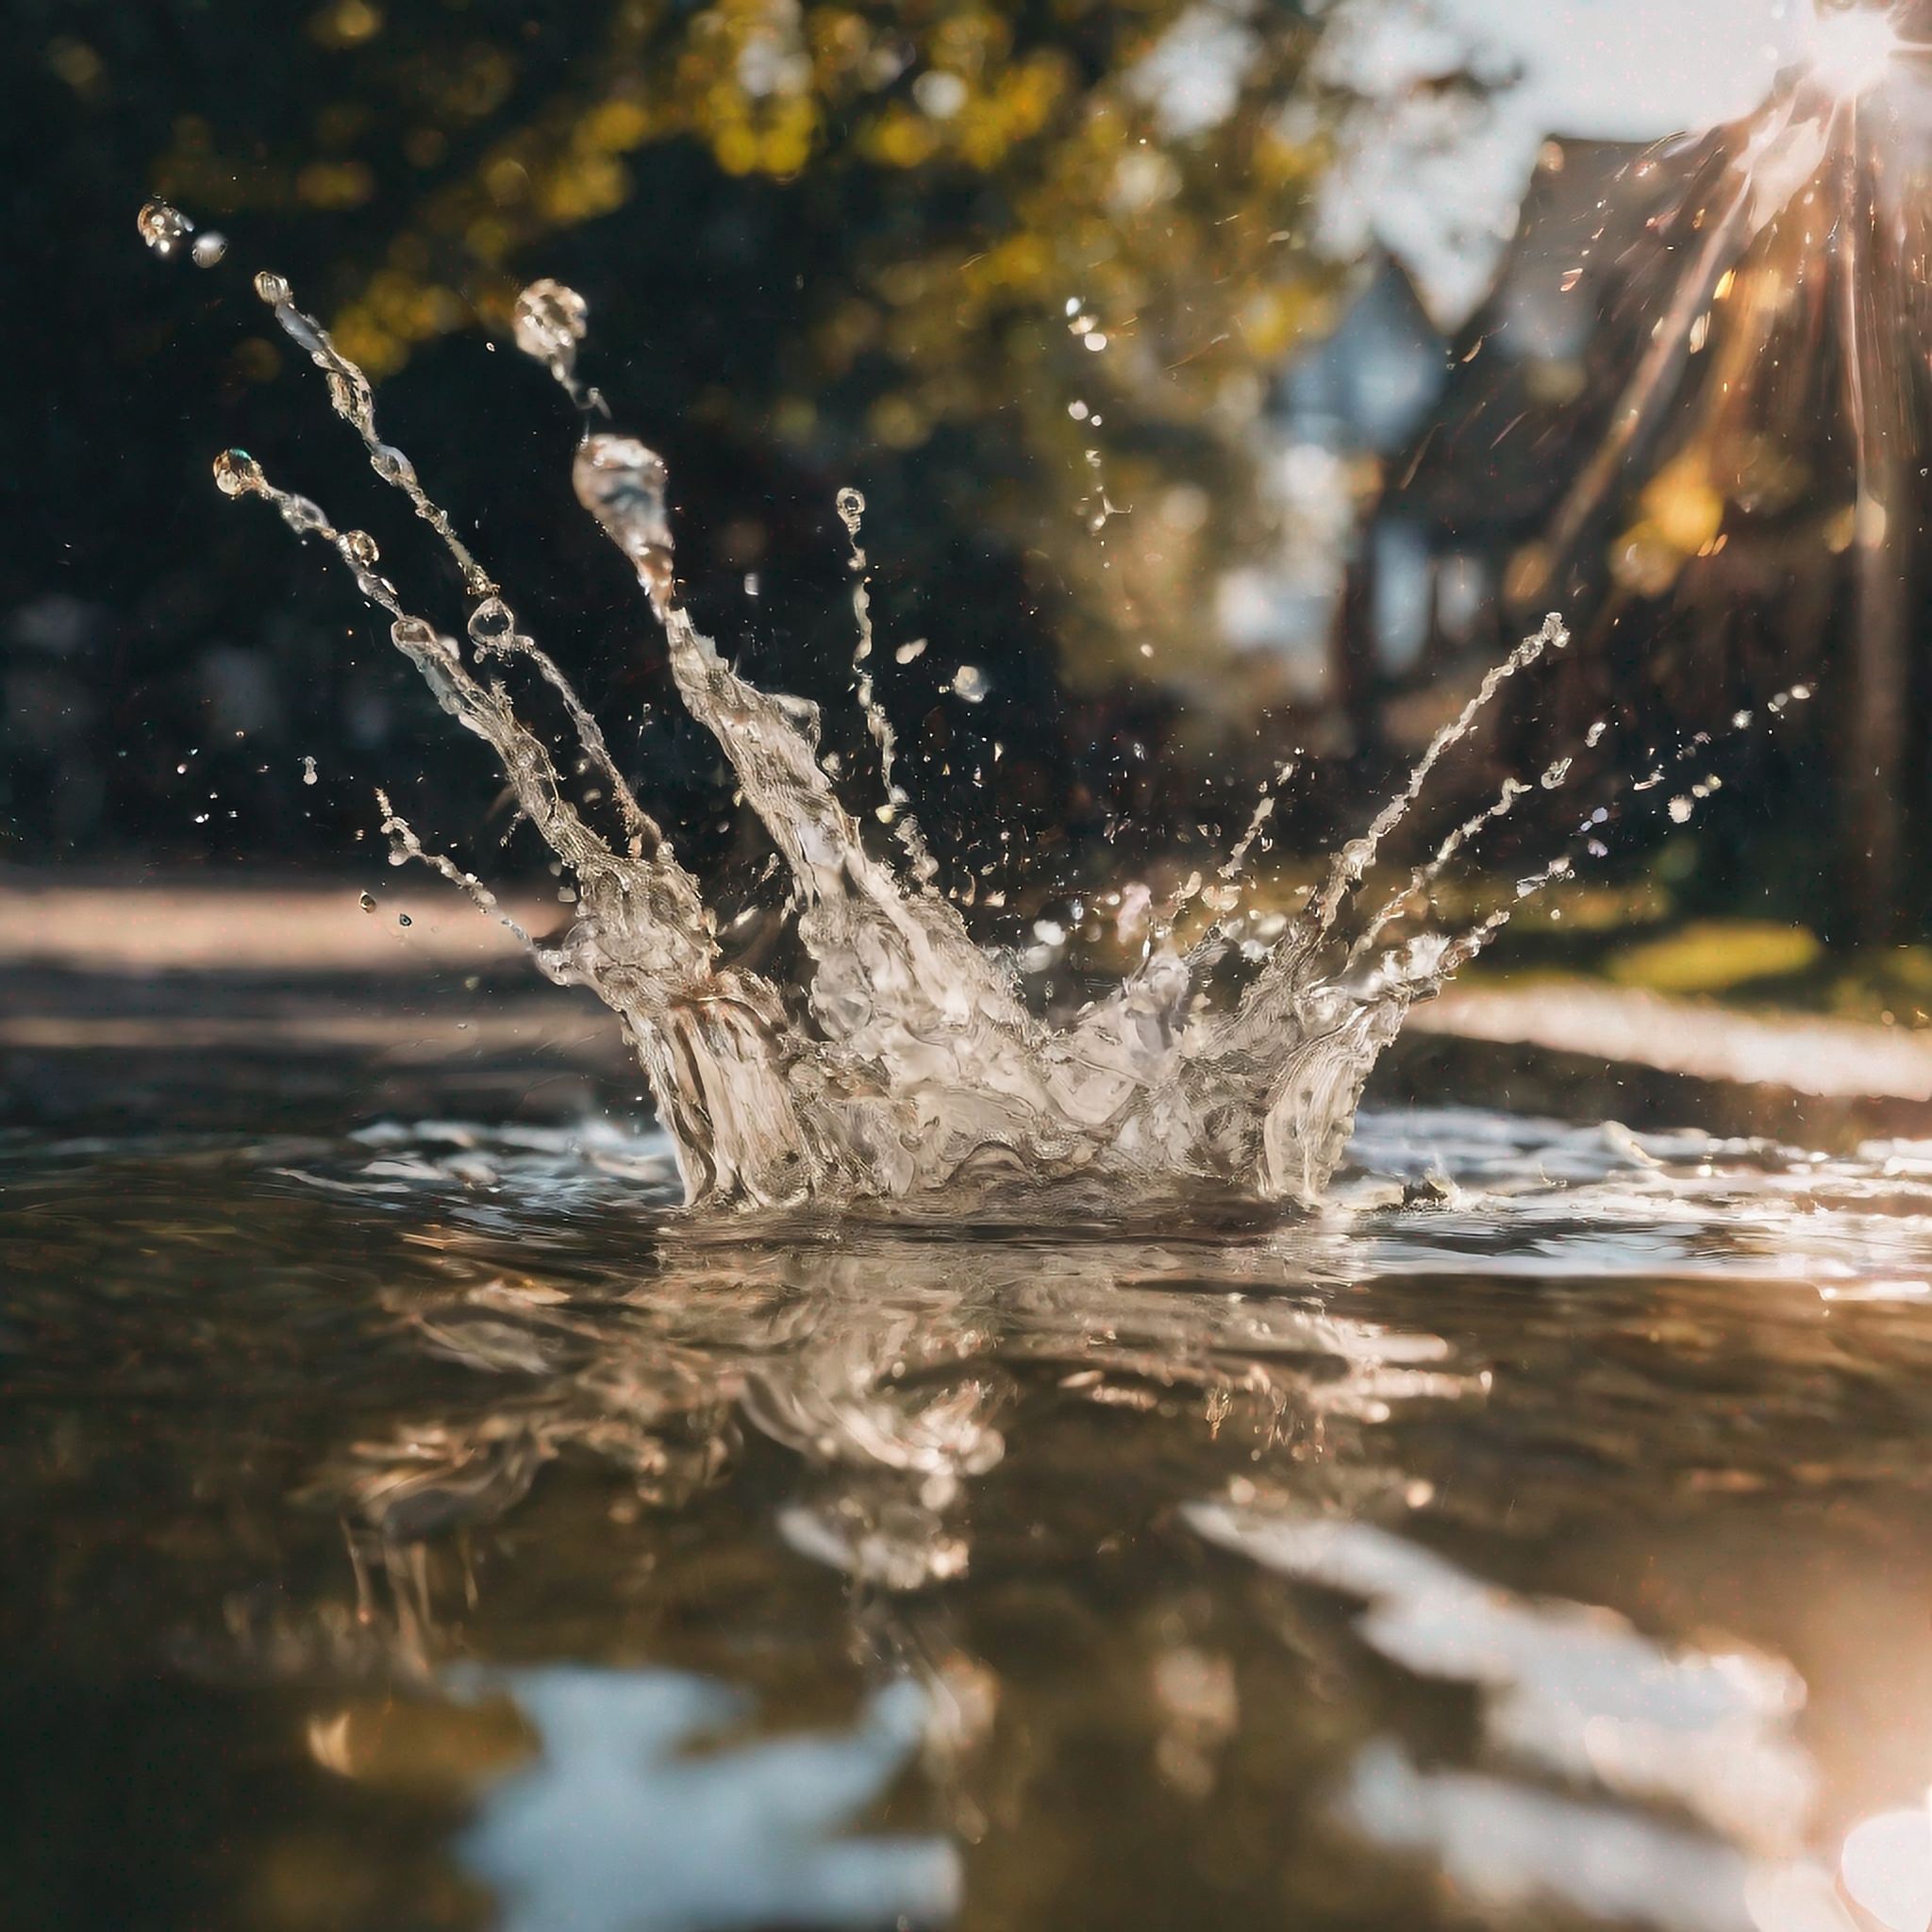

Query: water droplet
836,487,866,537
254,270,291,306
895,638,927,664
370,443,416,488
951,664,989,703
1669,795,1694,823
137,200,193,258
1585,720,1607,747
573,436,675,606
288,308,330,358
359,891,376,911
212,449,263,496
279,495,329,535
340,529,380,567
391,617,438,648
468,596,516,645
352,569,397,605
397,912,413,926
1731,708,1753,729
191,231,227,268
512,278,589,365
301,756,318,786
1540,758,1572,790
323,366,369,420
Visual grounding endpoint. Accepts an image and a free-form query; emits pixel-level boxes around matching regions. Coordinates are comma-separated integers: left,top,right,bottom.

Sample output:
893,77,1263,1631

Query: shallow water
13,1102,1932,1930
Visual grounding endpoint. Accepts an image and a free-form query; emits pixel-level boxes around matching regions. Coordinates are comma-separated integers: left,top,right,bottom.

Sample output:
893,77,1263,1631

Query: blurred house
1297,140,1663,739
1325,123,1929,940
1221,256,1446,712
1222,136,1682,752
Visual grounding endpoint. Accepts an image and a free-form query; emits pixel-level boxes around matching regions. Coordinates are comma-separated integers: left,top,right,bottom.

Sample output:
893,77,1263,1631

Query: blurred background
6,0,1932,1024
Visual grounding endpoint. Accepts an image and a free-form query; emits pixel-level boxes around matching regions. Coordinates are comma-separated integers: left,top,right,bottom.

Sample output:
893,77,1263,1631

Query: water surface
8,1105,1932,1930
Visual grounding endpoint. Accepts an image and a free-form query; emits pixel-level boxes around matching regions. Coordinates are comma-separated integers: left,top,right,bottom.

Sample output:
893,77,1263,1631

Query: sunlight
1803,2,1906,98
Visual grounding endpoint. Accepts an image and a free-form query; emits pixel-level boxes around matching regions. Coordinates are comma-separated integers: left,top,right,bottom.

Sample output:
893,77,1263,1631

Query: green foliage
150,0,1341,702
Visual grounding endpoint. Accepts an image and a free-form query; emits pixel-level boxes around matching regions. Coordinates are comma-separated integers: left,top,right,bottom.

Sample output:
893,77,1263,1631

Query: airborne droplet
340,529,380,567
191,231,227,268
137,200,193,258
359,891,376,912
574,436,675,608
467,596,517,646
212,449,264,497
512,279,602,410
512,278,589,366
254,270,291,306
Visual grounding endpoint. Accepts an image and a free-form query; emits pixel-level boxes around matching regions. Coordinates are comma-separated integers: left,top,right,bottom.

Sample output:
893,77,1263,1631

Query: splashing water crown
173,223,1803,1217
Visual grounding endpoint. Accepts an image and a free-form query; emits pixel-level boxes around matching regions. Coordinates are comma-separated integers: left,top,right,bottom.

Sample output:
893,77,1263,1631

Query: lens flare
1803,3,1906,97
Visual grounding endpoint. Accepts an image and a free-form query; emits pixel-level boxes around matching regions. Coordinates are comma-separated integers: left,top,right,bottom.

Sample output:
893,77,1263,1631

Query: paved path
6,877,1926,1107
1410,982,1932,1102
0,876,552,974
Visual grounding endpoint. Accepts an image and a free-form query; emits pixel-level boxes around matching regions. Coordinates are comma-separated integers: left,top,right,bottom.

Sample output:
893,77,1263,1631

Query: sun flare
1803,2,1907,97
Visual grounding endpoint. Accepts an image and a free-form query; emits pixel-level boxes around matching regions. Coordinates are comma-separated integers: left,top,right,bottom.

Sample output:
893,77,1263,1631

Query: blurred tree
147,0,1341,723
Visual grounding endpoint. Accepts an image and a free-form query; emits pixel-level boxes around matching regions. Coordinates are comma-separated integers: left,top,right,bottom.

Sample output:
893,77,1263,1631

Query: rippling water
10,1105,1932,1930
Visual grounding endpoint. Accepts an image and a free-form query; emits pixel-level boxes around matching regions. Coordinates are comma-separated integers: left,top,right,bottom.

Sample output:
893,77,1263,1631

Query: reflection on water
451,1669,957,1932
1185,1505,1815,1850
1187,1505,1830,1932
1344,1741,1772,1932
15,1104,1932,1928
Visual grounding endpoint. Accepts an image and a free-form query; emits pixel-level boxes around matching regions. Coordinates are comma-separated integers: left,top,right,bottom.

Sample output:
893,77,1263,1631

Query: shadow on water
12,1108,1932,1928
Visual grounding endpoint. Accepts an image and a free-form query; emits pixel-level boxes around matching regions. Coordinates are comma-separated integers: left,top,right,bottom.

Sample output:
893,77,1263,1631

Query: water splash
210,263,1581,1215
